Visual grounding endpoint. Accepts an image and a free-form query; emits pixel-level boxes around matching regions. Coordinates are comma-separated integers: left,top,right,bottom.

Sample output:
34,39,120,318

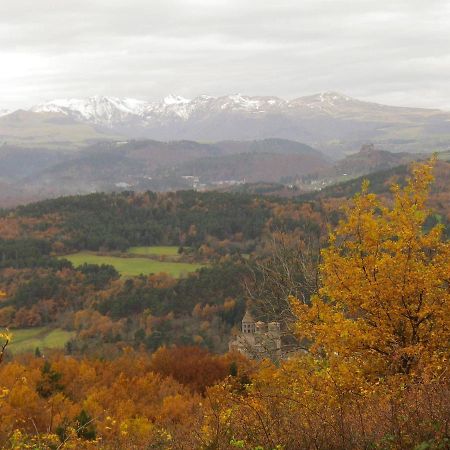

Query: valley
0,150,448,449
0,135,444,208
2,1,449,447
1,163,448,355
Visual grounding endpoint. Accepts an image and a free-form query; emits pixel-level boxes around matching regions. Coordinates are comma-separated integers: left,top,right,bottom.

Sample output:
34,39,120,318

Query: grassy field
63,252,203,277
127,246,180,256
8,327,74,355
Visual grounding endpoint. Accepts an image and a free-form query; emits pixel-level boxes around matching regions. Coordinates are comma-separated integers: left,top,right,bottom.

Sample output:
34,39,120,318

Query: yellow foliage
0,328,11,343
0,160,448,449
291,158,450,380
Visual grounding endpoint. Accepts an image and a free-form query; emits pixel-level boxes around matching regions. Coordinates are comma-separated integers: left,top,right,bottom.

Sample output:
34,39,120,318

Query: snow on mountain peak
163,95,191,105
31,96,150,124
0,109,11,117
197,95,214,100
219,94,267,112
23,92,360,127
318,91,351,103
228,93,246,102
289,91,354,112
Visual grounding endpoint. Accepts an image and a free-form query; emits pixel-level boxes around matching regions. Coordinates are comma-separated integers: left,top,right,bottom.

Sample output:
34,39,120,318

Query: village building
229,309,282,361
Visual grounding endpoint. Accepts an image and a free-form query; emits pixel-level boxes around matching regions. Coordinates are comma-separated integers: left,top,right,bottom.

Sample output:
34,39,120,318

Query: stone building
229,309,282,360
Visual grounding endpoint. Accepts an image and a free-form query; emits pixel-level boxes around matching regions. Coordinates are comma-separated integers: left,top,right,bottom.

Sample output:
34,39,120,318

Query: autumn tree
292,158,450,380
0,328,10,364
198,160,450,450
151,346,231,393
0,289,8,359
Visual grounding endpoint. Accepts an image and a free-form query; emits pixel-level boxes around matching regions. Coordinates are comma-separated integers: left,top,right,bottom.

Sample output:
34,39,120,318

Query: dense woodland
0,159,449,449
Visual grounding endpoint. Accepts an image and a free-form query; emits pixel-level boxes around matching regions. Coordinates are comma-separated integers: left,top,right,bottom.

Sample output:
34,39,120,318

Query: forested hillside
0,188,329,357
0,159,448,449
0,138,329,206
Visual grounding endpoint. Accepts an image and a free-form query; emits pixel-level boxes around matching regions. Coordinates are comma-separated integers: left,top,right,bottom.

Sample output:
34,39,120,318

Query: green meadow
63,252,203,277
127,246,181,256
8,327,74,355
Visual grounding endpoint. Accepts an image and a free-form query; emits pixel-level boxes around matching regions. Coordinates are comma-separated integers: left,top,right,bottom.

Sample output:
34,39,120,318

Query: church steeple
242,309,256,333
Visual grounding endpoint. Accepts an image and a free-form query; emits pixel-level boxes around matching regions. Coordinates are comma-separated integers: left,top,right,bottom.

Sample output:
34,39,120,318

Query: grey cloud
0,0,449,109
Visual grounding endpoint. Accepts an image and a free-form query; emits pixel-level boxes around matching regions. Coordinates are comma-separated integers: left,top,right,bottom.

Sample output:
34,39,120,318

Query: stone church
229,309,282,360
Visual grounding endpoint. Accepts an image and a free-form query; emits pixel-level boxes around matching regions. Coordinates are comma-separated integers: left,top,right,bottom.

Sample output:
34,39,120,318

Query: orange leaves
72,310,125,340
150,346,230,394
0,350,205,447
292,159,450,380
0,214,62,241
159,394,197,424
0,217,22,240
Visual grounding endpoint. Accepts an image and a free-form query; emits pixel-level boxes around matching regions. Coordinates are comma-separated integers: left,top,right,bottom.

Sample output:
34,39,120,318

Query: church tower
229,309,283,360
241,309,256,334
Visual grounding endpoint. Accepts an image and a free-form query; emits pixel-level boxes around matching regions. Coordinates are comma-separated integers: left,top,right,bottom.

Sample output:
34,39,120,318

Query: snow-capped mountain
0,109,11,117
28,91,417,128
2,92,449,156
30,96,149,125
29,93,292,125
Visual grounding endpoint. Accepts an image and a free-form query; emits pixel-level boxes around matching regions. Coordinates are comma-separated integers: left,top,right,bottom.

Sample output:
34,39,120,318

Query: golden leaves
292,158,450,380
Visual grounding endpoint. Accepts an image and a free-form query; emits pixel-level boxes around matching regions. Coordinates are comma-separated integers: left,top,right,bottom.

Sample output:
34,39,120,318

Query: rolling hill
0,139,330,204
324,143,425,178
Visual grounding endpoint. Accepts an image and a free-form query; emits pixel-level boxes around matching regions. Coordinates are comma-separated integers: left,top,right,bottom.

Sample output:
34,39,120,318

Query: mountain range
2,92,450,156
1,92,448,207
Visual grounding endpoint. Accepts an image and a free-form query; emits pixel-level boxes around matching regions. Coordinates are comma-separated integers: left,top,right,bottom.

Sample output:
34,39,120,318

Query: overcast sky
1,0,449,110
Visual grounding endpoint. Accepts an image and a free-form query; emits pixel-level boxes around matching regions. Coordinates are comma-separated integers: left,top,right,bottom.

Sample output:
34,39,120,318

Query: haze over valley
1,92,449,206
